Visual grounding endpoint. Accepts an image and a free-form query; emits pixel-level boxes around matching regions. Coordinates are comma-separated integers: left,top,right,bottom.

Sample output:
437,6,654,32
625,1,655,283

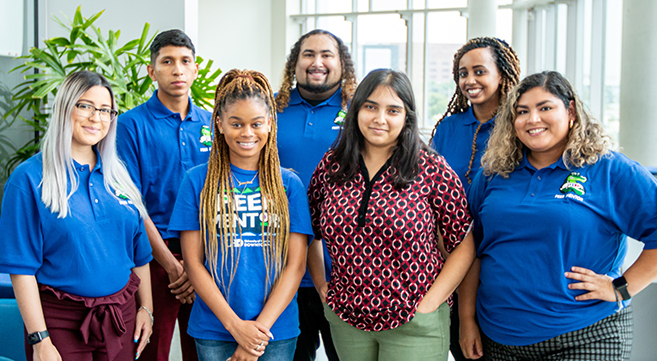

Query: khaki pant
323,302,450,361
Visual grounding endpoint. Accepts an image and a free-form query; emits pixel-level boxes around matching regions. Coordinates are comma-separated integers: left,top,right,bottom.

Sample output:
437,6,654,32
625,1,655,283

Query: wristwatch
612,276,632,301
27,330,50,345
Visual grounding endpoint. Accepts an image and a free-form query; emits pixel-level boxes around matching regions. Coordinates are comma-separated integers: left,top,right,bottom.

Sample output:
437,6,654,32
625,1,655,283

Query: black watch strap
27,330,50,345
613,276,631,301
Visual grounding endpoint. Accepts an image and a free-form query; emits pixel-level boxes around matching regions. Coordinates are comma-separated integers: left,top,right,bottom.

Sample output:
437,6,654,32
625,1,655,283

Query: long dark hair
329,69,431,188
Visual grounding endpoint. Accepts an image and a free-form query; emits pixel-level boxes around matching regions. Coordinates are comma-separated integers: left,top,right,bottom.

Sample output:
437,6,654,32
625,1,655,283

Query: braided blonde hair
200,69,290,299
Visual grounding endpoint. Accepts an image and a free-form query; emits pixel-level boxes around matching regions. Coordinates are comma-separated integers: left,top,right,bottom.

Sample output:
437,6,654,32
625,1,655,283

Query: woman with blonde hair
169,69,313,361
461,71,657,360
0,70,153,360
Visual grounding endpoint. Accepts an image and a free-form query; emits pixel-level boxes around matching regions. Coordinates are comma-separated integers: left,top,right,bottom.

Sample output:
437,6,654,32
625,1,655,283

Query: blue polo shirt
169,164,314,341
430,107,495,191
277,87,343,287
468,151,657,346
117,90,212,239
0,153,152,297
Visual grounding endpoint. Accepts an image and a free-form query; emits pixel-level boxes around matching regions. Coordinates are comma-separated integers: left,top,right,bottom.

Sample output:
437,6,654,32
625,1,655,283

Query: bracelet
613,289,622,312
139,306,154,326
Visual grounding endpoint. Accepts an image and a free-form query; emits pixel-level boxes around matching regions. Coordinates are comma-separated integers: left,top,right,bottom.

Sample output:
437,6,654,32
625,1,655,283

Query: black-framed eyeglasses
75,103,118,123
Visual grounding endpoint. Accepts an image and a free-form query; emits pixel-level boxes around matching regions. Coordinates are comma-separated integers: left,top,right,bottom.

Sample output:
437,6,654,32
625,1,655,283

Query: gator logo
112,187,129,200
559,172,587,196
334,109,346,126
200,125,212,147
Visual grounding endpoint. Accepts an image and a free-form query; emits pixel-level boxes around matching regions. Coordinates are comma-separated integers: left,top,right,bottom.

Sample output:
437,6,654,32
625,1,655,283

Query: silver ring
147,338,151,344
255,340,264,351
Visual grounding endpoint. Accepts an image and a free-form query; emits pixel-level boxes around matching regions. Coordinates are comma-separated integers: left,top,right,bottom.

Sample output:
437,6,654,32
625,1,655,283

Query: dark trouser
26,273,140,361
293,287,340,361
482,305,633,361
139,256,198,361
450,293,469,360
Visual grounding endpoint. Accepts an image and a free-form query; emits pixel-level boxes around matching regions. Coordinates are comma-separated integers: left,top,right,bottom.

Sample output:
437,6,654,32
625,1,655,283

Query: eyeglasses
75,103,118,123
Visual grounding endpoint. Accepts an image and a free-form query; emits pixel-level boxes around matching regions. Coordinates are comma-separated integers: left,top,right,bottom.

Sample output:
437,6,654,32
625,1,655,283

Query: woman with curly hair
460,71,657,360
169,69,313,361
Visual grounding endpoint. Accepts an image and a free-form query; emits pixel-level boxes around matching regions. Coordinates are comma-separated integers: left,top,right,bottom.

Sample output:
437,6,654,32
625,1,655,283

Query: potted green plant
3,6,221,176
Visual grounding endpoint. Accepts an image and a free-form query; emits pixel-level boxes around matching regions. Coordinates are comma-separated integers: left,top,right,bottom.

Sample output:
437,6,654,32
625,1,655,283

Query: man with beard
274,29,357,361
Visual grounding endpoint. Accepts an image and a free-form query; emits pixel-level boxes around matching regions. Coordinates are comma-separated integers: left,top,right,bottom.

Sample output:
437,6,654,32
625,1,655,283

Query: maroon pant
139,256,198,361
26,273,140,361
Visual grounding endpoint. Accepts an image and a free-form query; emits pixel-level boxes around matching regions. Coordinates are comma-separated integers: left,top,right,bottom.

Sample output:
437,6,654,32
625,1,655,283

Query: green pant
323,302,450,361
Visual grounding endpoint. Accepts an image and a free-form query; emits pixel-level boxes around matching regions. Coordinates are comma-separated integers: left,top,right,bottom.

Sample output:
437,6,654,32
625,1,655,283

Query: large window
292,0,622,143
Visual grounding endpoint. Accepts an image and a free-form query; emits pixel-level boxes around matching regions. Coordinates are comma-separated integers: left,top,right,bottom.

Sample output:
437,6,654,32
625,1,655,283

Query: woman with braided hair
169,69,314,361
429,37,520,361
430,37,521,189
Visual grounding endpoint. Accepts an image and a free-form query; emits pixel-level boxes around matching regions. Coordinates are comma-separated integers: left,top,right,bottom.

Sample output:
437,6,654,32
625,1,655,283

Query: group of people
0,26,656,361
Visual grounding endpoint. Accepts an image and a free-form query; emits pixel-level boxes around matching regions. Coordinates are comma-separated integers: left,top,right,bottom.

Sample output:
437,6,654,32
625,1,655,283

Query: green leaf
73,6,83,26
31,81,60,99
65,50,77,64
82,10,104,30
4,7,219,177
137,23,151,54
48,37,71,46
138,76,153,95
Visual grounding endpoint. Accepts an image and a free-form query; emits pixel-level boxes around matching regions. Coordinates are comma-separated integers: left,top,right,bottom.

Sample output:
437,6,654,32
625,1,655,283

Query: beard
297,76,341,94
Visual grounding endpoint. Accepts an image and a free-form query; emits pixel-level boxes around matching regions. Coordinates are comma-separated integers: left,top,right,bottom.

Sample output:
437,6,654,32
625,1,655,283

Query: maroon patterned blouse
308,149,472,331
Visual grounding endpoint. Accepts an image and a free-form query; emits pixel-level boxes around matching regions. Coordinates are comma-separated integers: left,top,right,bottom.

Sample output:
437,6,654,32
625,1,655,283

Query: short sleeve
428,154,472,253
116,116,143,193
0,181,44,275
133,216,153,267
168,167,204,233
608,159,657,249
467,168,488,249
284,171,314,241
307,152,332,240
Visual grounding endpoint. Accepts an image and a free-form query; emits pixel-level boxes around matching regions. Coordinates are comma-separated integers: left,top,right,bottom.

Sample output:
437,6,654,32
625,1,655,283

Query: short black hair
150,29,196,64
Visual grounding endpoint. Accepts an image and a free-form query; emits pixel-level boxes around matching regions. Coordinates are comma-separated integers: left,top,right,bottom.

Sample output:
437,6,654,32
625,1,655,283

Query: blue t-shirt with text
169,164,314,341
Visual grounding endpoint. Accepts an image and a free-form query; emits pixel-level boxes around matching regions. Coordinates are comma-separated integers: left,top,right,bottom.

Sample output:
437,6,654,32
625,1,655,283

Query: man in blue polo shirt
274,29,357,361
117,29,211,361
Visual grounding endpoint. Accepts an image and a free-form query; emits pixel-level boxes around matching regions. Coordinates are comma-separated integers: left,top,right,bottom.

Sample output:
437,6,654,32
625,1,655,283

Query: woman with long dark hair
307,69,475,360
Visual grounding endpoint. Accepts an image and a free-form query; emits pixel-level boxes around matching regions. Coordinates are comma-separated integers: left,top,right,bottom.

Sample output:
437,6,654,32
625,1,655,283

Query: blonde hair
200,69,290,299
483,71,612,177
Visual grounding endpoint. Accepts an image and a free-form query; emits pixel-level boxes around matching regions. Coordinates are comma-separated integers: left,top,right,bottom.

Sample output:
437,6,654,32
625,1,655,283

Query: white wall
197,0,273,86
44,0,184,43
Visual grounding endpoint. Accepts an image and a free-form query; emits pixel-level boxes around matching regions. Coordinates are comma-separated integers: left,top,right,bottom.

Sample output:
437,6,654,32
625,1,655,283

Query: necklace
232,171,259,193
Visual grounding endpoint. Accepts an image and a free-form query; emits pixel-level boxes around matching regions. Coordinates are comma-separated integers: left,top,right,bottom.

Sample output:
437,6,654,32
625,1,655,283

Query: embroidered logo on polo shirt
199,125,212,147
114,187,134,205
334,109,346,126
559,172,587,196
